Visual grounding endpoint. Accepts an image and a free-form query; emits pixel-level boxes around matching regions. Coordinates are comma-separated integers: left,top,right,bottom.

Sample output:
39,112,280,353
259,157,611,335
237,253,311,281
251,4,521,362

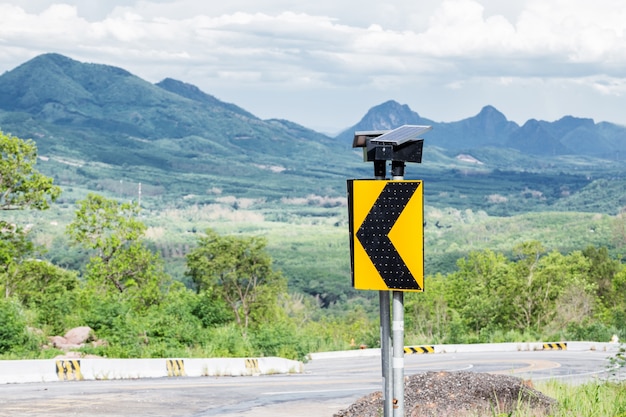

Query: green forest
2,130,626,361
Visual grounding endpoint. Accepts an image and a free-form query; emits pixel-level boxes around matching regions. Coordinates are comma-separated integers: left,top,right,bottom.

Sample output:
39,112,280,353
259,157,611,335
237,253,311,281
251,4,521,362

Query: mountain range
0,53,353,203
337,101,626,159
1,53,625,214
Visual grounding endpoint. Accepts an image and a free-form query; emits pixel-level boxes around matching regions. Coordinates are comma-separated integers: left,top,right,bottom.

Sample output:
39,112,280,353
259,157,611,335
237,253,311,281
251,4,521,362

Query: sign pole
392,291,404,416
373,160,393,417
380,291,392,417
391,160,406,417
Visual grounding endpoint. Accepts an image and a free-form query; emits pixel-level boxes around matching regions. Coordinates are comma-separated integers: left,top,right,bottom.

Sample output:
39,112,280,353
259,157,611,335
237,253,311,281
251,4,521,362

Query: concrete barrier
308,341,622,360
1,342,619,384
0,356,303,384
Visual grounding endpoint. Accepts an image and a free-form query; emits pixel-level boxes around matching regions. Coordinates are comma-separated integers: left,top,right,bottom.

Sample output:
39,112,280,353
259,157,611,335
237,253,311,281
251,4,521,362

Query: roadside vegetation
2,130,626,362
3,129,626,415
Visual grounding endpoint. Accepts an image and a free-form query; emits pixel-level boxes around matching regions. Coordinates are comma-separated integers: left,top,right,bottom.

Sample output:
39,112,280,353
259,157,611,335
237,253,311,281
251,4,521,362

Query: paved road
0,349,621,417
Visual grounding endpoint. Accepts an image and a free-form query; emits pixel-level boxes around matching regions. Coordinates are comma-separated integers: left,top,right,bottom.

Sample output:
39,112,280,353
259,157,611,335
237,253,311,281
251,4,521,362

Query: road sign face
347,179,424,292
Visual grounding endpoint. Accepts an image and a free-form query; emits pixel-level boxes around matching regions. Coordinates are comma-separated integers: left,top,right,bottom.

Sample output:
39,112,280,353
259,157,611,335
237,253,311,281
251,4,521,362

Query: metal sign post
375,159,393,417
391,160,406,417
348,125,431,417
380,291,393,417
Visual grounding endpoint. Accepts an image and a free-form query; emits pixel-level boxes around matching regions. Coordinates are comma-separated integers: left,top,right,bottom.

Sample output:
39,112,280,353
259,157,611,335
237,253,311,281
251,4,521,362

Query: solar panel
354,130,388,137
372,125,432,145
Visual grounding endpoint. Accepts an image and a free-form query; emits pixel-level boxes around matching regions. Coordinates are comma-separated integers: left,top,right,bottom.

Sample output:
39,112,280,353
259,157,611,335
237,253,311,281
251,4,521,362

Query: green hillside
3,55,626,362
1,53,625,216
2,52,626,286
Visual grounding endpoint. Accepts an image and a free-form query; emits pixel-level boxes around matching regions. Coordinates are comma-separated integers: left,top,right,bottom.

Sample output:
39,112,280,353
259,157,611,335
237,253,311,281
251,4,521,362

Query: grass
543,379,626,417
483,379,626,417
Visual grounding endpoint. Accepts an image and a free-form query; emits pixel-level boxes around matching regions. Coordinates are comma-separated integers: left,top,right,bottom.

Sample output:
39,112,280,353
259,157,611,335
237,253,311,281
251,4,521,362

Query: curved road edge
0,356,304,384
1,341,620,385
308,341,622,360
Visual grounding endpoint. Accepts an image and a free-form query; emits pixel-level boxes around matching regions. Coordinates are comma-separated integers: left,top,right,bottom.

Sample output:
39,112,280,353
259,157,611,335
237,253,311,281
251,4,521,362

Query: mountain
1,53,626,215
336,101,626,159
439,105,519,149
335,100,435,143
0,53,354,204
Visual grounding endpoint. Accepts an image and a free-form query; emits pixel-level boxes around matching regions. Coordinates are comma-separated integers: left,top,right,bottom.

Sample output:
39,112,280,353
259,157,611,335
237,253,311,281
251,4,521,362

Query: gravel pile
334,371,557,417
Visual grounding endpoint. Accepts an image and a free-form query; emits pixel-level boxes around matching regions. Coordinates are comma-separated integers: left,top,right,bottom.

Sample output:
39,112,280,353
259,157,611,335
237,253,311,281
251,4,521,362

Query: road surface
0,349,621,417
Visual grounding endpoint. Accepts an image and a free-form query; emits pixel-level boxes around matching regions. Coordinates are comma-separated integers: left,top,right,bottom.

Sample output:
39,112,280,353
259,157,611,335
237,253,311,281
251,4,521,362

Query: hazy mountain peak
29,52,75,66
477,105,506,120
362,100,422,129
27,52,132,79
334,100,434,143
0,52,143,113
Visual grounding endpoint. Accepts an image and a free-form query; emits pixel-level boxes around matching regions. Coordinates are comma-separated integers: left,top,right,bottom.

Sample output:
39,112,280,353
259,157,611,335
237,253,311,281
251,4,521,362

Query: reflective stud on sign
347,179,424,292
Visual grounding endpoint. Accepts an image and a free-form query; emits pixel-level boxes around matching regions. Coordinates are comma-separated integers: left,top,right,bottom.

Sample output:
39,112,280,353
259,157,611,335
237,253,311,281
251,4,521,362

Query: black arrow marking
356,182,421,290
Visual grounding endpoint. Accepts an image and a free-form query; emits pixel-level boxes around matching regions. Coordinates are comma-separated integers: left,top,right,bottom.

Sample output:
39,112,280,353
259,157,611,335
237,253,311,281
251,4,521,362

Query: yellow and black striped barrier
56,359,83,381
404,345,435,354
166,359,185,377
245,358,260,373
543,342,567,350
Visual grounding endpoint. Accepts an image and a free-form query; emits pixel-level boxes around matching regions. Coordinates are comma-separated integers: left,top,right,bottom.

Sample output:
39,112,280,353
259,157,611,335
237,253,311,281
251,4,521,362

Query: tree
532,250,592,331
10,259,79,333
0,297,28,354
405,274,450,342
0,223,35,298
0,130,61,211
582,246,621,308
67,193,168,309
1,130,60,299
613,210,626,250
508,242,593,331
508,241,548,330
445,249,512,333
186,229,286,335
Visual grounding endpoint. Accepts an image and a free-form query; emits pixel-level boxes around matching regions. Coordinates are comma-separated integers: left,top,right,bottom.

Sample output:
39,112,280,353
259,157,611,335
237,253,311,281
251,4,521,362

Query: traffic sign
347,179,424,291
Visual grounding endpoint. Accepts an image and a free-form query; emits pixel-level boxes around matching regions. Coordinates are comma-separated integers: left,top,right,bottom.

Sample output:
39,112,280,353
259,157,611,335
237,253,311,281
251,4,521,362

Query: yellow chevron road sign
347,179,424,292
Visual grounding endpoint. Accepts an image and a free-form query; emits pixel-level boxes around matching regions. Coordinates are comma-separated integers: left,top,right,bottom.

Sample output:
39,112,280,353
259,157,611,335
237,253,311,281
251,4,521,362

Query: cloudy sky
2,0,626,133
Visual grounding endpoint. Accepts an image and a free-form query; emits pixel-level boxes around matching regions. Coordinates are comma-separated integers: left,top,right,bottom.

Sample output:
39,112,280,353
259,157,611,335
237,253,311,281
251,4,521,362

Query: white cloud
2,0,626,129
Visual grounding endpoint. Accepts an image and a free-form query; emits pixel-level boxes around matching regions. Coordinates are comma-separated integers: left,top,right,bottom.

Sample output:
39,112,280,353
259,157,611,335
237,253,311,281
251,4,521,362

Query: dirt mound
335,371,557,417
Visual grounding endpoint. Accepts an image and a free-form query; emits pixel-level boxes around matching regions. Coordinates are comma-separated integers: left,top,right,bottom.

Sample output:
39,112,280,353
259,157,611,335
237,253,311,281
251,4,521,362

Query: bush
566,321,618,342
0,298,28,354
203,325,251,357
191,290,233,328
250,321,313,360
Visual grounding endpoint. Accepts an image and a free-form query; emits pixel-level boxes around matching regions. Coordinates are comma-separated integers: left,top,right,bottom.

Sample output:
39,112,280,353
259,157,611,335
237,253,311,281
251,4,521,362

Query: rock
64,326,94,345
48,335,82,350
49,335,68,348
91,339,108,348
47,327,98,351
